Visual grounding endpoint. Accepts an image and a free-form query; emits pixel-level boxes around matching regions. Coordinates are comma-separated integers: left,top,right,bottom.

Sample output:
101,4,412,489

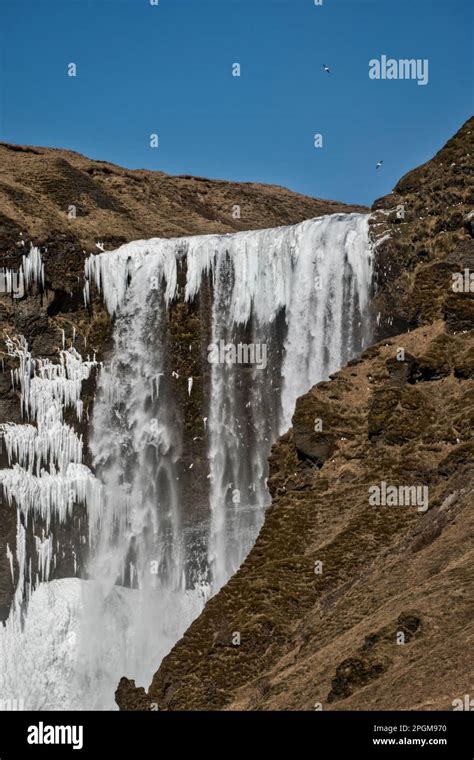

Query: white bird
322,64,330,74
376,160,383,169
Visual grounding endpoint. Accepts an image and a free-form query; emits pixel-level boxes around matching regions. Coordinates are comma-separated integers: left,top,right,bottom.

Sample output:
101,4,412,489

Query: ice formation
0,336,100,612
0,245,44,299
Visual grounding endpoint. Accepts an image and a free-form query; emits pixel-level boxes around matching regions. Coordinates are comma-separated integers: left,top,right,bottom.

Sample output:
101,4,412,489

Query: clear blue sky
0,0,472,206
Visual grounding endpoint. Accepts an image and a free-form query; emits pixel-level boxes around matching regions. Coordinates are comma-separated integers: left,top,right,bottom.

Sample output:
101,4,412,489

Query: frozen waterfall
0,213,373,710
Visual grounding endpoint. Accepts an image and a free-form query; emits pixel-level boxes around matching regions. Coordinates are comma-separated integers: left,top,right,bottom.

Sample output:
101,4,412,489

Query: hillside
0,141,366,280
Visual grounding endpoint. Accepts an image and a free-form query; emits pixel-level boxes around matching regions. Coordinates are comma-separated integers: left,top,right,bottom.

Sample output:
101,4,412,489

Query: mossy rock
444,293,474,333
327,656,387,702
438,442,474,478
411,334,456,381
454,345,474,378
386,352,418,384
368,387,400,440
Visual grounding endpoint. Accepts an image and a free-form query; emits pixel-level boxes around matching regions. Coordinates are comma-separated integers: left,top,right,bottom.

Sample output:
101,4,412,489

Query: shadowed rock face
0,147,365,623
116,117,473,712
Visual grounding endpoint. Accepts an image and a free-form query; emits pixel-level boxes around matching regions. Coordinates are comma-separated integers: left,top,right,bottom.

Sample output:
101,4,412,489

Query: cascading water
0,214,372,710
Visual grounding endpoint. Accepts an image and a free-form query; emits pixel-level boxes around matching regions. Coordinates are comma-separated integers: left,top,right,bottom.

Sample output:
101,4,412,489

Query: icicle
6,543,14,582
21,246,45,291
35,532,53,582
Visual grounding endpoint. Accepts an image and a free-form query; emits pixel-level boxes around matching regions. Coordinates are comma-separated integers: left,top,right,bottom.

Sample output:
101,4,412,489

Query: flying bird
376,160,383,170
322,64,330,74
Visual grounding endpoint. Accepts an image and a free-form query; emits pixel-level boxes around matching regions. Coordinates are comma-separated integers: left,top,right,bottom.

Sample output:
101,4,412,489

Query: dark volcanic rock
115,678,151,712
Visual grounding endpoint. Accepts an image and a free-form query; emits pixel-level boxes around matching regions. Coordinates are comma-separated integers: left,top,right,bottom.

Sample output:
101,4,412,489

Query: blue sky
0,0,472,206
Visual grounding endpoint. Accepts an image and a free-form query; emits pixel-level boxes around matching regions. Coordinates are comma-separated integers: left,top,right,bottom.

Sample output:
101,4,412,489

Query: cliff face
116,117,474,711
0,146,364,621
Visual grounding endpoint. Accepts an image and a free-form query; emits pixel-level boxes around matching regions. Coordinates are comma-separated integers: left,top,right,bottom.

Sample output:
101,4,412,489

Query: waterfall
0,213,372,710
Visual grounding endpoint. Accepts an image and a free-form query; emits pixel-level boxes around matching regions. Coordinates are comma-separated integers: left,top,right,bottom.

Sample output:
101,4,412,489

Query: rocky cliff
116,117,474,711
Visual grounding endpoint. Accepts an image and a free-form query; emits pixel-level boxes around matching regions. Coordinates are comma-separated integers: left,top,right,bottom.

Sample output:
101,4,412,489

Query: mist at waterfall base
0,214,373,710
